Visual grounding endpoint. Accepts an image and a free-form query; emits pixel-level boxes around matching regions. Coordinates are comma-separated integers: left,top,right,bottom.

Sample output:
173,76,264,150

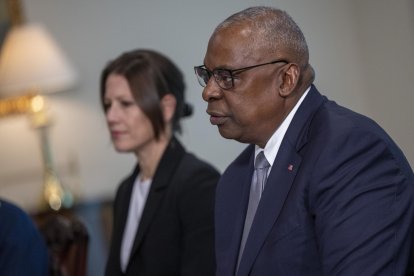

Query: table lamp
0,0,78,211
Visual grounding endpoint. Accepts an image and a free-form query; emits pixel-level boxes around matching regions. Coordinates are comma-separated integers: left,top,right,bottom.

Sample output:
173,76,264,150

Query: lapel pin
288,164,294,171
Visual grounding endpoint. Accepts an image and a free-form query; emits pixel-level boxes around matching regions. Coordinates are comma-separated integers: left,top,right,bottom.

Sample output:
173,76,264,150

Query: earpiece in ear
183,103,193,117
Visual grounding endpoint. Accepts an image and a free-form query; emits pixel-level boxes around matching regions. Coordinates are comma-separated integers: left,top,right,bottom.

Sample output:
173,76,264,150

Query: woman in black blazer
101,49,220,276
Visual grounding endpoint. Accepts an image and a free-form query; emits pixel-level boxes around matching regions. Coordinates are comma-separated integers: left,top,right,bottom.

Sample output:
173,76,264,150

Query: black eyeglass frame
194,59,289,90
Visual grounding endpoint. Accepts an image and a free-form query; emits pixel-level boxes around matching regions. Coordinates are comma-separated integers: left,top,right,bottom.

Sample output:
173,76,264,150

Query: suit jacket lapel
237,141,302,275
129,137,185,259
236,85,325,276
216,146,255,275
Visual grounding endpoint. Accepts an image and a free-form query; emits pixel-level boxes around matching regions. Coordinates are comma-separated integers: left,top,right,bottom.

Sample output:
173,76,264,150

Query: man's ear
160,94,177,123
279,63,300,97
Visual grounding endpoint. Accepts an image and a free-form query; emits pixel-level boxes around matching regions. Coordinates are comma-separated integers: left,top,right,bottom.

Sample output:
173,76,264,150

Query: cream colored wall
352,0,414,167
0,0,412,210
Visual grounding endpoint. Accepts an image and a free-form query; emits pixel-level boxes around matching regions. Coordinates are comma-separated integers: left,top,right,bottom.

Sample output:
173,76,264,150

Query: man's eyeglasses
194,59,288,90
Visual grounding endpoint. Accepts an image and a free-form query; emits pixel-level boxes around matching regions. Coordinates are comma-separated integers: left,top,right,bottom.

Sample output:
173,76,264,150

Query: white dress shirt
254,86,310,174
120,174,151,272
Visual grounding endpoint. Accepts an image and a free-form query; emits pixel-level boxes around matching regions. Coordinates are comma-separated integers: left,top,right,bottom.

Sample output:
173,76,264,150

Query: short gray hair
214,6,309,66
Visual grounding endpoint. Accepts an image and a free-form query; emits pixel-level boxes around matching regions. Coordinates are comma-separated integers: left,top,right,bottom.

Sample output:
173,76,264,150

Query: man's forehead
205,27,258,66
214,22,252,40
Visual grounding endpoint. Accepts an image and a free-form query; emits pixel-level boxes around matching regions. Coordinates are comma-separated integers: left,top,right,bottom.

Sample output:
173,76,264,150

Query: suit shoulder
309,100,413,176
0,199,43,245
168,152,220,195
311,100,400,149
180,152,221,177
0,200,31,228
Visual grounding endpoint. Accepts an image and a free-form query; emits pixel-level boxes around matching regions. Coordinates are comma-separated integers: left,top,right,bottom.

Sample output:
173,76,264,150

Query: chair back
37,214,89,276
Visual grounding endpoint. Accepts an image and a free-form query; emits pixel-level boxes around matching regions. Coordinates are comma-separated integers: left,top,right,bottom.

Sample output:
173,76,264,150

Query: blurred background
0,0,413,275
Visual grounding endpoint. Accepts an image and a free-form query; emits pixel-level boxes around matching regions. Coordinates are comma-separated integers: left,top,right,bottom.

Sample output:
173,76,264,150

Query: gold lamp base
0,93,73,211
43,168,73,211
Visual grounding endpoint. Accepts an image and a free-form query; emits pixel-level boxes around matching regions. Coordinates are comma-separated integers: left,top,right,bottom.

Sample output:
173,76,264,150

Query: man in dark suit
194,6,414,276
0,198,49,276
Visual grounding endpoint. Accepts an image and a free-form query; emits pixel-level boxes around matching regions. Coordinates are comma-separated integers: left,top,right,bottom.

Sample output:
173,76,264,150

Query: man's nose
202,77,223,102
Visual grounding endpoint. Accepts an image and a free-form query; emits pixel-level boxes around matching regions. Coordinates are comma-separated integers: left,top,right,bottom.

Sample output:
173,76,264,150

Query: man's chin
217,125,232,139
217,126,252,144
218,126,240,142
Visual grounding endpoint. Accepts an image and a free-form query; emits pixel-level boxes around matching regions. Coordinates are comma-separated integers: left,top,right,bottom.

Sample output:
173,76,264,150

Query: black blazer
105,137,220,276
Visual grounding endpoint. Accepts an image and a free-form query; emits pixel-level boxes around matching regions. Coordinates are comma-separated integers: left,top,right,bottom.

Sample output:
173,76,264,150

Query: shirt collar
255,86,311,166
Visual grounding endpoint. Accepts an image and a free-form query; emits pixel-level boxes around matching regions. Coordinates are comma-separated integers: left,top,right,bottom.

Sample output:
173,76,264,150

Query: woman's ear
160,94,177,123
279,63,300,97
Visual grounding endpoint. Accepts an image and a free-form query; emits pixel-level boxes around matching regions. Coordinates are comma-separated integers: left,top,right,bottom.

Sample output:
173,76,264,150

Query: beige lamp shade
0,23,77,97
